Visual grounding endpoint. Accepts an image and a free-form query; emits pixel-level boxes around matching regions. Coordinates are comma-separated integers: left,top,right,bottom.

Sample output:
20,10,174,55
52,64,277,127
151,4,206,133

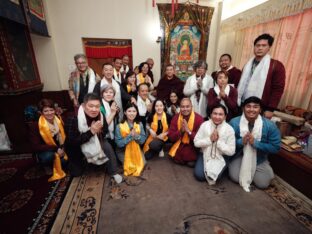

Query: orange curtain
236,8,312,110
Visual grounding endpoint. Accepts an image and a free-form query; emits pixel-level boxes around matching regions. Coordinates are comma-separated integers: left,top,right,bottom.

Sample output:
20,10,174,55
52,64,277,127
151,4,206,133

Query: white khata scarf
73,68,97,98
239,113,263,192
237,54,271,105
203,120,228,182
213,84,230,112
188,74,211,118
77,106,109,165
102,99,114,139
100,78,123,121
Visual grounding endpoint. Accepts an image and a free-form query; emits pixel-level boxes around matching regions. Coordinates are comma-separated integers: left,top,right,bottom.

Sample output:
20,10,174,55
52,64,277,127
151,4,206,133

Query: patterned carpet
0,154,71,234
52,166,312,233
265,176,312,232
51,170,106,233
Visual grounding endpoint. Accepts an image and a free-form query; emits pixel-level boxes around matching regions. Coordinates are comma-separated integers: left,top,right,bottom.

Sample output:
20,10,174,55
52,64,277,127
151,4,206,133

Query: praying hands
90,120,102,135
210,129,219,142
242,132,255,145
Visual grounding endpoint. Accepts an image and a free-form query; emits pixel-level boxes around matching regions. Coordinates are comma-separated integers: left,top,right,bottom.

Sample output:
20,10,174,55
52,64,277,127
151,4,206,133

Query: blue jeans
37,151,67,167
194,153,230,181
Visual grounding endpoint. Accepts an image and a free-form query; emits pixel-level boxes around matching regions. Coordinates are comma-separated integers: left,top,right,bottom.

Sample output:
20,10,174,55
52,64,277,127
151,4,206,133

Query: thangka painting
169,12,201,81
158,3,214,80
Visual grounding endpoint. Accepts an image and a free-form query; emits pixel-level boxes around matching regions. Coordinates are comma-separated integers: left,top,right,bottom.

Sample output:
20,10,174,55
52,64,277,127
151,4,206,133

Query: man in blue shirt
229,96,281,191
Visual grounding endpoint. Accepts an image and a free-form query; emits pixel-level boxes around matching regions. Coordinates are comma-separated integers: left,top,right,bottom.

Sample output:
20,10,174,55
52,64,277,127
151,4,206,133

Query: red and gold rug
0,154,71,234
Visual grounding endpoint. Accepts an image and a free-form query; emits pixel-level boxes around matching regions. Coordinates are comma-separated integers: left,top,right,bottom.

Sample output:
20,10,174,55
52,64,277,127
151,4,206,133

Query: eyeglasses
76,62,87,65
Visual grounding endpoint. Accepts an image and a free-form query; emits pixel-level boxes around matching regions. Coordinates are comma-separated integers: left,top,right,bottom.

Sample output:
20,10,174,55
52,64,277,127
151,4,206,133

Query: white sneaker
159,149,165,157
113,174,123,184
207,178,216,186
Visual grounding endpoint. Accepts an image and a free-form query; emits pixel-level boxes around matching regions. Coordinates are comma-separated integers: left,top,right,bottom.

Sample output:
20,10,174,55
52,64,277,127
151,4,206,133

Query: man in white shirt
183,60,214,118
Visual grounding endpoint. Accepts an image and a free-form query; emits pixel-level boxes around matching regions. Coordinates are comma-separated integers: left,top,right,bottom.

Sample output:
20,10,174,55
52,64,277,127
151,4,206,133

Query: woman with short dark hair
207,71,238,121
29,98,67,181
194,104,236,185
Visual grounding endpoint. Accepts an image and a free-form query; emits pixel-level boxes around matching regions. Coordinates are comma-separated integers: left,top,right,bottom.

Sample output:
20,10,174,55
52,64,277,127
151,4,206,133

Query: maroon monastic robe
207,85,238,121
259,59,286,111
212,66,242,88
156,75,184,104
168,112,203,163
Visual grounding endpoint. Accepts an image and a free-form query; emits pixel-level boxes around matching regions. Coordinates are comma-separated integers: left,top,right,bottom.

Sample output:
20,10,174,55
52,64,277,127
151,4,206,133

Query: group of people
30,33,285,192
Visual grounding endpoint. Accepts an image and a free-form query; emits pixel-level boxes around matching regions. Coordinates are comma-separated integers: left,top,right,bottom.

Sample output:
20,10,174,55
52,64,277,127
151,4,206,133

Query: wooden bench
269,149,312,199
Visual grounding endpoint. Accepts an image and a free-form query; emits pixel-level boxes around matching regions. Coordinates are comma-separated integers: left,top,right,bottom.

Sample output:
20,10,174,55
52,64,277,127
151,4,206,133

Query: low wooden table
269,149,312,199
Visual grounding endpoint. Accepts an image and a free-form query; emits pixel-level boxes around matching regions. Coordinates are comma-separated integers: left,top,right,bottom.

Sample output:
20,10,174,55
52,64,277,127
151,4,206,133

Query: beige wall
215,0,270,71
31,0,222,91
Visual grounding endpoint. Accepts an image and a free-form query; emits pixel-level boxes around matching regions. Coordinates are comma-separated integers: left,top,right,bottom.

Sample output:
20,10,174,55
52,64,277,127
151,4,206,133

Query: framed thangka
158,3,214,81
170,12,201,81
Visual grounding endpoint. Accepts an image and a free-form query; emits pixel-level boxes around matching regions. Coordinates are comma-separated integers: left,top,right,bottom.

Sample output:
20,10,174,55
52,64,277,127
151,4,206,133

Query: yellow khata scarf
119,121,144,176
143,112,168,153
137,73,145,84
126,84,132,93
169,111,195,157
38,115,68,182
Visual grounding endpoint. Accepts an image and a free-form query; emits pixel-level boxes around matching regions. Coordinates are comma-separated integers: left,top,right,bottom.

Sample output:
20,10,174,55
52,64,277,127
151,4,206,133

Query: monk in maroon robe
156,64,184,104
211,54,242,88
168,98,203,167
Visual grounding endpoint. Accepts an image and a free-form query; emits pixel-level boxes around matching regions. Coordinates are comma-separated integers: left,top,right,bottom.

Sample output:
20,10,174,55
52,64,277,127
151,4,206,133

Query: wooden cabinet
0,18,42,95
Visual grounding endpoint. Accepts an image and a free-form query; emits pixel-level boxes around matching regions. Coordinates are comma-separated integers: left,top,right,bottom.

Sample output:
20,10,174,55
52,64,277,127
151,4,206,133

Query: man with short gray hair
183,60,214,118
68,54,100,110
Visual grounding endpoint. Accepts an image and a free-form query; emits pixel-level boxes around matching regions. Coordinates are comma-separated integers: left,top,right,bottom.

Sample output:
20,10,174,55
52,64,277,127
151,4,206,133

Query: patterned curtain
234,8,312,110
158,3,214,75
187,4,214,60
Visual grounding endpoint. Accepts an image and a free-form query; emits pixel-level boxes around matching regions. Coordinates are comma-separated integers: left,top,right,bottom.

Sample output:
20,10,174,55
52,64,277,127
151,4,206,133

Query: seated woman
122,71,138,98
143,99,171,160
194,104,236,185
28,99,67,181
207,71,238,121
167,90,181,117
100,84,120,141
115,103,147,176
136,62,154,91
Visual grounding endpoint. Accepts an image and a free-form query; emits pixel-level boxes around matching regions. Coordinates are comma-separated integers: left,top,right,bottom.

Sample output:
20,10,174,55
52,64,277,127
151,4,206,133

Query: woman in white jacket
183,60,214,118
194,104,236,185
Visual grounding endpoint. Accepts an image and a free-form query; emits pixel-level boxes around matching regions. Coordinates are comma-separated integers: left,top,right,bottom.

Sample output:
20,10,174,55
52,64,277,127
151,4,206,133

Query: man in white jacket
183,60,214,118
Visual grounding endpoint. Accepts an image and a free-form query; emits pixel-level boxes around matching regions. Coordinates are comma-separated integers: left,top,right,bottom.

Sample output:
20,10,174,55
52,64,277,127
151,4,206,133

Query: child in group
194,104,236,185
167,90,181,117
144,99,171,159
115,103,147,176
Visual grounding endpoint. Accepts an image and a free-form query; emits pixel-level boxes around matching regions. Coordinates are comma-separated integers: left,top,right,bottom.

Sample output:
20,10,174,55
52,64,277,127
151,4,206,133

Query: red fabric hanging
85,46,132,59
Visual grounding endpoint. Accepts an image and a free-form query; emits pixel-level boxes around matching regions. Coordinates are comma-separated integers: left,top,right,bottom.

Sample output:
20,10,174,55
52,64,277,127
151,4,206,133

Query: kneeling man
168,98,203,167
64,93,122,183
229,96,281,192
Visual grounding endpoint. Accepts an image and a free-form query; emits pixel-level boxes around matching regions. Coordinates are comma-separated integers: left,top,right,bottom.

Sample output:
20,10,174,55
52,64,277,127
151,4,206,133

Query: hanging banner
27,0,49,36
84,39,133,59
0,0,26,25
